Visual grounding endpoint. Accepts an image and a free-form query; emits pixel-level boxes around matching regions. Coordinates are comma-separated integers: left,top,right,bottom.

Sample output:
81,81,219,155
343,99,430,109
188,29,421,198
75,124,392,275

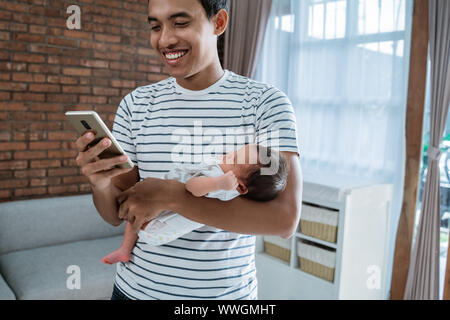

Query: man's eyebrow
148,12,192,24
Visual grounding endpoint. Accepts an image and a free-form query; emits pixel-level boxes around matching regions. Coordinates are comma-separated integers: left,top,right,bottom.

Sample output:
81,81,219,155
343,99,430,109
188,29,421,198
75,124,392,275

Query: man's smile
162,49,189,65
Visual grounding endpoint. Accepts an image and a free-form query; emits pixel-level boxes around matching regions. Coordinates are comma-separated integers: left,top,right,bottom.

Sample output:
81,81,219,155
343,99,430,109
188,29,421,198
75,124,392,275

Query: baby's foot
101,248,131,265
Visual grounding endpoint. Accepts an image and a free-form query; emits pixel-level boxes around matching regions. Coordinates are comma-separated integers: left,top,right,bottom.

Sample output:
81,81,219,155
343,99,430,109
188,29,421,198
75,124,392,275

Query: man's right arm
75,131,137,226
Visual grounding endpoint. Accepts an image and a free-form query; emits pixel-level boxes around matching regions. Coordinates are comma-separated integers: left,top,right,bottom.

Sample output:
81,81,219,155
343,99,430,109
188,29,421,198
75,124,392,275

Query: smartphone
65,111,134,169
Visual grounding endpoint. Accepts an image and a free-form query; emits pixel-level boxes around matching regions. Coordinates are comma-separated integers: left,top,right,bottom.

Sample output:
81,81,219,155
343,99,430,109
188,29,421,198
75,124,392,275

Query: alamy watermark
169,121,282,175
66,5,81,30
66,265,81,290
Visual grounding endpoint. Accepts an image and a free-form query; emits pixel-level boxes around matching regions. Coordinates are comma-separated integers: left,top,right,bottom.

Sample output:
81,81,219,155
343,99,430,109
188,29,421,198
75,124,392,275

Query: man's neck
175,63,225,91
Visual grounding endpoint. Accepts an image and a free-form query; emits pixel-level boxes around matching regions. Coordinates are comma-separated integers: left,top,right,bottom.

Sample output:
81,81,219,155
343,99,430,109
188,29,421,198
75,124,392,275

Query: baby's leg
101,222,137,264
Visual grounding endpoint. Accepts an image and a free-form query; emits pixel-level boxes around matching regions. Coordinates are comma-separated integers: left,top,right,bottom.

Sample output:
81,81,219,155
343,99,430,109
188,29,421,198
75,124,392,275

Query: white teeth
165,51,187,60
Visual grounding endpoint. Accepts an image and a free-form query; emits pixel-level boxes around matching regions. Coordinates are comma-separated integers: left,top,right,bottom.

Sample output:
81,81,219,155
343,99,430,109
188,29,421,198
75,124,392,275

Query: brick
110,79,136,88
46,94,77,103
93,51,121,61
94,33,121,43
48,184,78,194
0,102,27,111
62,175,88,184
79,95,107,104
48,167,78,176
0,142,27,151
0,62,26,71
0,81,27,91
28,64,60,74
29,83,60,92
0,151,11,160
0,160,28,170
29,44,63,55
12,92,45,101
62,85,91,94
80,59,109,68
47,55,79,65
13,132,46,141
0,179,29,189
63,30,93,40
14,150,47,160
13,112,46,121
29,121,62,130
13,53,45,63
30,159,61,168
0,189,11,199
14,33,45,43
0,72,10,80
48,131,78,141
93,87,119,96
30,177,61,187
29,141,60,150
0,31,9,40
110,61,133,71
14,169,46,178
0,2,28,13
62,67,91,76
12,73,46,82
13,14,46,25
47,75,78,85
48,150,77,158
0,131,10,140
47,37,78,48
14,187,46,197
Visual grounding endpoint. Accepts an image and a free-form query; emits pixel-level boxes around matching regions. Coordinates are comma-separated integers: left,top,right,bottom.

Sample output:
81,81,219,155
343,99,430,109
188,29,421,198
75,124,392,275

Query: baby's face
220,144,260,180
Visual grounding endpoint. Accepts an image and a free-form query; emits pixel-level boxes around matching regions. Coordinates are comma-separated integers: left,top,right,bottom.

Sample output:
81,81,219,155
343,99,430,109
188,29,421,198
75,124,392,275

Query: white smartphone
65,111,134,169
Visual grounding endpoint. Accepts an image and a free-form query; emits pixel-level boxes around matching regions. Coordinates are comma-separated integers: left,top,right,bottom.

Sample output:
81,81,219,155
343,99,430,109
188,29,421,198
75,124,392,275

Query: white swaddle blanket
138,157,240,246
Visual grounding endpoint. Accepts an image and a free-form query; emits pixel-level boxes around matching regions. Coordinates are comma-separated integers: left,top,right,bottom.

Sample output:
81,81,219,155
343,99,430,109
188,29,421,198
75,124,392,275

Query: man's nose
159,26,177,48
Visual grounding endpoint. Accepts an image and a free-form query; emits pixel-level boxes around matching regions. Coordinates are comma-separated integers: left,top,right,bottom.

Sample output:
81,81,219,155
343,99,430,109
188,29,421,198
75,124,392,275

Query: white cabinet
255,171,393,299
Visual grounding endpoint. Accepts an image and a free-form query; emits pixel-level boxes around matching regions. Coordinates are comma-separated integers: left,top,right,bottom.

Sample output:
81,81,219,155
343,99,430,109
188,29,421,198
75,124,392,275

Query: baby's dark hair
244,146,289,202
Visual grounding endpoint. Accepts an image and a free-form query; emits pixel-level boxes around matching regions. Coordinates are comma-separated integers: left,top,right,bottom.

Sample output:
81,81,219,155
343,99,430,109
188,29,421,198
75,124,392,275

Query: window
256,0,414,297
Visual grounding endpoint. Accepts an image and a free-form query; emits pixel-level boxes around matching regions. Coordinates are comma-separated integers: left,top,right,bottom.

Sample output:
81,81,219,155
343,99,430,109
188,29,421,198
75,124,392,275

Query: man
75,0,302,300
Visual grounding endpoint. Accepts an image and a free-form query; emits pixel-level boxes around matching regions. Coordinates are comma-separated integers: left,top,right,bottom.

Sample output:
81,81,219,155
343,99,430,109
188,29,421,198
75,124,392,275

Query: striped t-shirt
111,69,299,300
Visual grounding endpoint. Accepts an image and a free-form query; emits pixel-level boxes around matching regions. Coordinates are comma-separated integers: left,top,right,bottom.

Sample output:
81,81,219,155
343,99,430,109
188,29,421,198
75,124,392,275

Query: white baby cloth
137,157,240,246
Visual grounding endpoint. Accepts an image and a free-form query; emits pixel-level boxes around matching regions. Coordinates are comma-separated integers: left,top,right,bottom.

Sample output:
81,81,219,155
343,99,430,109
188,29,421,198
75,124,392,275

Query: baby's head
220,144,288,201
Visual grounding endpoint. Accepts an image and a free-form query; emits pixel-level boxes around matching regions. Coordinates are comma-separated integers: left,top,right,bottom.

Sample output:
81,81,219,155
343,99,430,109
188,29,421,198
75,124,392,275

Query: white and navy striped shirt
111,70,299,300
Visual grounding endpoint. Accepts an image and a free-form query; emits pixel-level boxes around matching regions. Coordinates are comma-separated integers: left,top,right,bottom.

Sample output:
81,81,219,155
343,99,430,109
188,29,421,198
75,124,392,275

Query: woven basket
300,205,339,243
264,241,291,263
300,220,338,243
297,240,336,282
298,257,335,282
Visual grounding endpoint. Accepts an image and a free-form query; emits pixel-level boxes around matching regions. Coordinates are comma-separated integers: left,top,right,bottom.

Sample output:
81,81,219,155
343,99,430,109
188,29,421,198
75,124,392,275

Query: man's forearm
167,180,297,237
92,184,123,226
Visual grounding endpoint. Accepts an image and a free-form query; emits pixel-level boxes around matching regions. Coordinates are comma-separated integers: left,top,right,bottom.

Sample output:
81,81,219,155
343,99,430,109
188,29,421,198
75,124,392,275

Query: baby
101,143,288,265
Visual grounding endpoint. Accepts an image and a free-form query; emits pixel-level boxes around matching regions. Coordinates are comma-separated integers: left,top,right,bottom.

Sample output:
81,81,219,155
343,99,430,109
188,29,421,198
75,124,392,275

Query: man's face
148,0,218,79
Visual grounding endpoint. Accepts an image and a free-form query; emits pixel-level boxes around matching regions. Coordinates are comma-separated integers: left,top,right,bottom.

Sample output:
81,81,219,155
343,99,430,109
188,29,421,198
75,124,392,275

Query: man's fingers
82,156,129,176
132,218,145,234
118,200,129,219
75,132,94,152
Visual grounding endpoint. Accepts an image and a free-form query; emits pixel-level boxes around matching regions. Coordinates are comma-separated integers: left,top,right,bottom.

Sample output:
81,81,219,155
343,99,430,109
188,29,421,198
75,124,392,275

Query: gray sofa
0,194,125,300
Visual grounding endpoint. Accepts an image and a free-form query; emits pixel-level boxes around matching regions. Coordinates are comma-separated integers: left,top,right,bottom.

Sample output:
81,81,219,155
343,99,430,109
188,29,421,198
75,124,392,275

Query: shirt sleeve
112,93,138,166
255,86,300,156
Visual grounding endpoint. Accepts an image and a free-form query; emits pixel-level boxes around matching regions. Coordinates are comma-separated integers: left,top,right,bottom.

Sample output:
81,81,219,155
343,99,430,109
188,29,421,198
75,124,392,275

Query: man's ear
237,180,248,195
212,8,228,36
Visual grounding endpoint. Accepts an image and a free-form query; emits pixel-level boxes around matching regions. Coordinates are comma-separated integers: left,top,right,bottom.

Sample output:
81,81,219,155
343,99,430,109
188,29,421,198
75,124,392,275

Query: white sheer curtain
256,0,413,298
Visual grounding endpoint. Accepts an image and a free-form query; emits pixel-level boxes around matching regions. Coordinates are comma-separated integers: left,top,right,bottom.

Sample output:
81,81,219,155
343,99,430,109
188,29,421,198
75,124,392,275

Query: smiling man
74,0,302,300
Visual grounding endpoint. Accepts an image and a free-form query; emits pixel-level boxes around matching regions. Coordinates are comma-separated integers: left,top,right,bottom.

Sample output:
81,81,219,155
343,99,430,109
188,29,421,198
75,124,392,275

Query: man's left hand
117,177,175,233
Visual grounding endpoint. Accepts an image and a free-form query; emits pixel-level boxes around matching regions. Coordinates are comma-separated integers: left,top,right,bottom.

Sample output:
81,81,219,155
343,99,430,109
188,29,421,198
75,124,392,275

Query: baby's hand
218,171,238,190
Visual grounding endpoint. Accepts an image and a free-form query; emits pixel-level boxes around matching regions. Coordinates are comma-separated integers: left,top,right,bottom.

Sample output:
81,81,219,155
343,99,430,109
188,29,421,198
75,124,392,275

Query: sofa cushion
0,235,122,300
0,273,15,300
0,194,125,255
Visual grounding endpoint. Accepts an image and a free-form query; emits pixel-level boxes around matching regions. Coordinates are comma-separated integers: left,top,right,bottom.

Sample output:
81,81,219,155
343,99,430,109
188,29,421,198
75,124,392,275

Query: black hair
148,0,229,20
198,0,229,20
244,146,289,202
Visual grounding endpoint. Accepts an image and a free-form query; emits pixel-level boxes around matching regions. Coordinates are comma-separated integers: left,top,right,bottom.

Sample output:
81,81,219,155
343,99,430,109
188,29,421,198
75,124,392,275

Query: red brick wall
0,0,170,202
